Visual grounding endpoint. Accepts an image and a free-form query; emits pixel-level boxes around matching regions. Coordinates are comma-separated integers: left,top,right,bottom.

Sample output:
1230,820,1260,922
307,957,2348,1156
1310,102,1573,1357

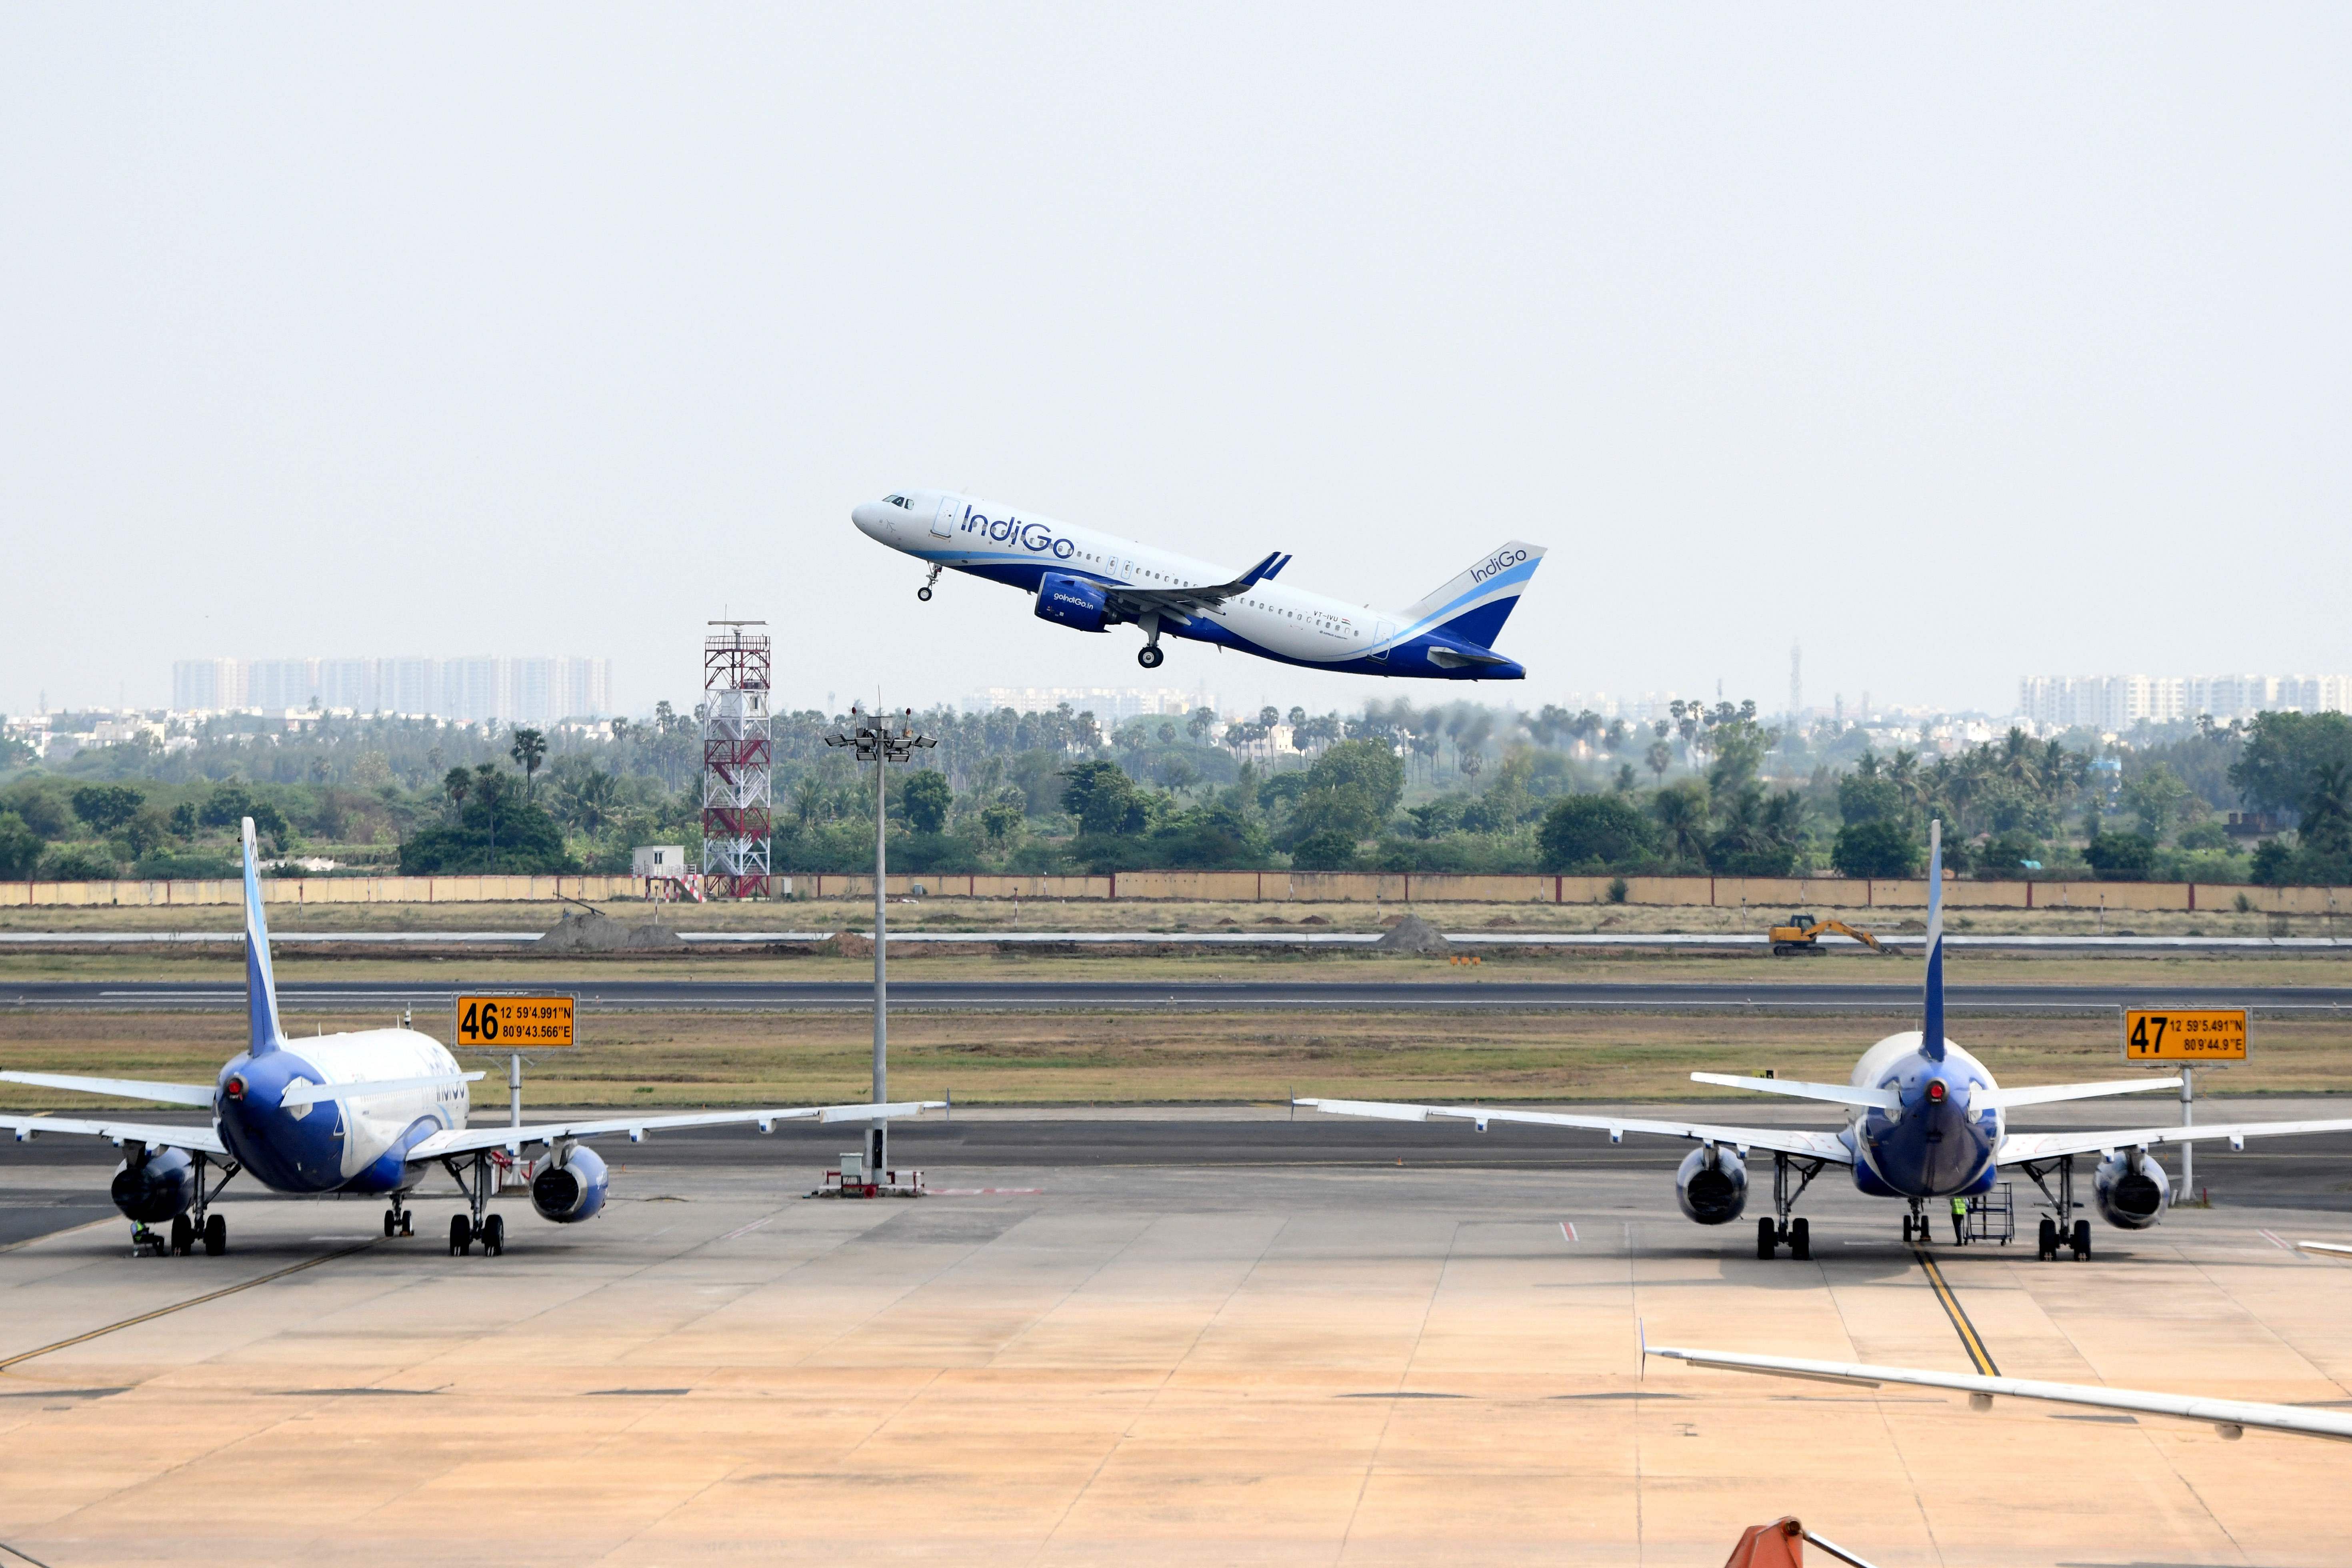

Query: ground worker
1950,1194,1970,1244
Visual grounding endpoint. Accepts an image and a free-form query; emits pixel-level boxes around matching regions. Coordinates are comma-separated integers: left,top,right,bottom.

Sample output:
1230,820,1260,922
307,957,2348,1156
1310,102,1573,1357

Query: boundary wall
5,872,2344,916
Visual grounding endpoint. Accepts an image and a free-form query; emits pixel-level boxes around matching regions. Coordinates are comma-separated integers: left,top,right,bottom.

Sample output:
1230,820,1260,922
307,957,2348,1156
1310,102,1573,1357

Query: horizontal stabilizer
278,1072,485,1107
0,1071,215,1107
1976,1076,2181,1111
1689,1072,1897,1110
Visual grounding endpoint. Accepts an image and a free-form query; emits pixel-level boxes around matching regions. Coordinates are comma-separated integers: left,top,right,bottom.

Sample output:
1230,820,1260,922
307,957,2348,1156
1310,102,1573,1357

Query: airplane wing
0,1070,216,1107
1296,1097,1855,1163
1644,1342,2352,1444
1997,1114,2352,1166
1104,550,1285,619
2,1112,226,1155
405,1099,947,1159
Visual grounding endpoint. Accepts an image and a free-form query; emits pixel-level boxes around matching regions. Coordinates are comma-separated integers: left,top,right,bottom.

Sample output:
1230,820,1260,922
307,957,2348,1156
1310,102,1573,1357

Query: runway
9,975,2352,1013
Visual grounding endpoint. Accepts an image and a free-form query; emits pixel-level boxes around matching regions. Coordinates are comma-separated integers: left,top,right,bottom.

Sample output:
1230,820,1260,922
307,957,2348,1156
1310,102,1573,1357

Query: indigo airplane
852,490,1543,679
1302,822,2352,1261
0,821,939,1258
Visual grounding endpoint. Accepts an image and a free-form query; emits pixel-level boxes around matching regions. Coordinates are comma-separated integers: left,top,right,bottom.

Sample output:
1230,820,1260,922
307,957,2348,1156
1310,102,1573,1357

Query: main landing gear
441,1152,507,1258
1756,1152,1823,1259
2019,1155,2093,1261
168,1152,240,1257
916,563,941,602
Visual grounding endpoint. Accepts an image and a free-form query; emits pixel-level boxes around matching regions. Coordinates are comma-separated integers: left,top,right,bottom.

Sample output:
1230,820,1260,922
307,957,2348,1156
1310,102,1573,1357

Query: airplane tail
241,818,285,1055
1404,541,1546,649
1922,819,1945,1062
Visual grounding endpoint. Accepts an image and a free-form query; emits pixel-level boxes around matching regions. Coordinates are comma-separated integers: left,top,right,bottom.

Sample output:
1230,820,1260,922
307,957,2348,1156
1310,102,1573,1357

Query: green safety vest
1952,1197,1969,1216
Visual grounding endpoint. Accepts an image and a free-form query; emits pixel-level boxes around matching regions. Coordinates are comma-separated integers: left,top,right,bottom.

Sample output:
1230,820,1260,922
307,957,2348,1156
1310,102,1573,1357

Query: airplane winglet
1235,550,1284,591
242,817,285,1055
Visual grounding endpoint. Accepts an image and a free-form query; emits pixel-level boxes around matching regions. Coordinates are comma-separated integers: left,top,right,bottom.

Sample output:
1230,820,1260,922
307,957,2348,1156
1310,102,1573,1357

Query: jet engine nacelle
1034,573,1111,633
1675,1145,1748,1225
110,1145,198,1223
530,1144,609,1224
2093,1149,2170,1230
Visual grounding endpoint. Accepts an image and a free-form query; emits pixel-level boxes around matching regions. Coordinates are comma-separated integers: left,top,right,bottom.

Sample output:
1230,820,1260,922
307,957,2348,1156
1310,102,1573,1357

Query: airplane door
930,497,959,539
1370,620,1396,662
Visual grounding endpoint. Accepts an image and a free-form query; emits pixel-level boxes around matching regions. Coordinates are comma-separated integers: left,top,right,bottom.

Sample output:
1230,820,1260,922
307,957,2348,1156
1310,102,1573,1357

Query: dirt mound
1373,914,1452,955
538,909,685,953
819,928,874,958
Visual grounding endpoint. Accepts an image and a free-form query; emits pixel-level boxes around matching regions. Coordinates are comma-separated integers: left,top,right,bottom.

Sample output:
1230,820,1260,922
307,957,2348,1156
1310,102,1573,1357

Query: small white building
632,845,688,876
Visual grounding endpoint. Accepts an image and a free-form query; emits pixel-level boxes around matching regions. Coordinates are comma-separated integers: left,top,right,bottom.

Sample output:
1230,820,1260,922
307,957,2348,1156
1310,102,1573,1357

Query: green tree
70,783,144,834
980,798,1025,845
1290,739,1404,843
1537,794,1660,872
2292,760,2352,883
2120,762,2191,844
0,812,40,879
901,770,953,834
1059,760,1148,836
2084,826,2157,881
1644,739,1672,784
508,728,548,798
1836,767,1905,828
1651,780,1711,867
1290,828,1360,871
2228,711,2352,817
198,781,255,830
122,804,175,858
1831,818,1920,879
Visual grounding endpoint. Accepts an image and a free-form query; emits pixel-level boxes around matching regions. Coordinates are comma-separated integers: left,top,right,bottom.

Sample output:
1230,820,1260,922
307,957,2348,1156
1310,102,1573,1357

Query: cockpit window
886,495,911,508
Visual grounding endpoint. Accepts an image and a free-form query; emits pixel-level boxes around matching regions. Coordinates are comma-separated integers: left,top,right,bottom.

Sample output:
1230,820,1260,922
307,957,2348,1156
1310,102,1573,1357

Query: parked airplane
1643,1338,2352,1444
851,490,1542,680
1301,822,2352,1261
0,820,939,1258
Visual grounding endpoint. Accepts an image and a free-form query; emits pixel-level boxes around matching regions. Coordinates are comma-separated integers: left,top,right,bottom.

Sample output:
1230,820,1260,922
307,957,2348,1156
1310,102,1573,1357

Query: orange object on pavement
1724,1515,1805,1567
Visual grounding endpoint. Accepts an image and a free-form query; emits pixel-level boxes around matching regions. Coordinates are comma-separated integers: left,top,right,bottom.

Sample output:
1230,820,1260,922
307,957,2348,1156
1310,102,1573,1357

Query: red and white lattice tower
700,622,772,898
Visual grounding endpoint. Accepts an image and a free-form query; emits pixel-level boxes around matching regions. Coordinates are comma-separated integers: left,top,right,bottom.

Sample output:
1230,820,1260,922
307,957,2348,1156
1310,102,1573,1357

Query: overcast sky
3,6,2345,722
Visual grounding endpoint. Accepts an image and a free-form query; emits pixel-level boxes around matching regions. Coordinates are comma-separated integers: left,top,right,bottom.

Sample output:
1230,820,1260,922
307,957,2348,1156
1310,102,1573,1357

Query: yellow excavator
1767,912,1886,957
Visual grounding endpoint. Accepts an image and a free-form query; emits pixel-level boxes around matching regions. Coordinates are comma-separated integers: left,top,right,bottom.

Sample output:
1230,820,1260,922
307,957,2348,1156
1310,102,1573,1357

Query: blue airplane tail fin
1404,541,1546,649
241,818,284,1055
1922,819,1945,1061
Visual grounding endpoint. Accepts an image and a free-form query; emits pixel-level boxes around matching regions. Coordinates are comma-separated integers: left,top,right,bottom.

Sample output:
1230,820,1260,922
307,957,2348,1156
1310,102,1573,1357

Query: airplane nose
851,501,886,536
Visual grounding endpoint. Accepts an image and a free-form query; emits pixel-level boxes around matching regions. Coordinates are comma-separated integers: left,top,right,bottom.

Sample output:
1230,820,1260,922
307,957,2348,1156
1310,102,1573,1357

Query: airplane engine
2092,1149,2171,1229
530,1144,609,1224
110,1145,198,1223
1675,1145,1748,1225
1033,573,1111,633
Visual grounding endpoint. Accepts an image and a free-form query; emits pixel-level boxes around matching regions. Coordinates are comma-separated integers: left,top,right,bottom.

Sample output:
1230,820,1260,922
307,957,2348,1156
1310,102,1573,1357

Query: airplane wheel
170,1214,194,1256
450,1215,472,1256
202,1214,226,1257
400,1212,414,1237
916,586,932,602
383,1210,396,1238
1756,1217,1777,1259
2037,1216,2058,1260
484,1214,505,1257
1901,1215,1913,1243
2071,1220,2092,1261
1137,645,1164,669
1790,1218,1811,1261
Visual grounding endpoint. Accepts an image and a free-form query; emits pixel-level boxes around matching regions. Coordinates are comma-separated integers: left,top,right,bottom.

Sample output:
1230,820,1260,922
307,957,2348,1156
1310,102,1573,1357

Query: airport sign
453,994,577,1049
2123,1008,2246,1062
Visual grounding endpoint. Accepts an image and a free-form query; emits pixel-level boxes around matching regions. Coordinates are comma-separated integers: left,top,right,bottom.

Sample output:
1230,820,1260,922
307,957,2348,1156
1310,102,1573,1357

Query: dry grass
6,1008,2346,1109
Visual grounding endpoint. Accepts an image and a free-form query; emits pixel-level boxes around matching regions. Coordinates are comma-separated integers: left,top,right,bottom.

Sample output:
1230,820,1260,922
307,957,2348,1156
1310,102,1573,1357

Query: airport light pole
825,706,935,1180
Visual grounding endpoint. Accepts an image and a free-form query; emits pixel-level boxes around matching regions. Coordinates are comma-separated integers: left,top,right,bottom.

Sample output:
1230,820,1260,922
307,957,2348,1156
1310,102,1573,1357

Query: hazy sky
4,7,2346,721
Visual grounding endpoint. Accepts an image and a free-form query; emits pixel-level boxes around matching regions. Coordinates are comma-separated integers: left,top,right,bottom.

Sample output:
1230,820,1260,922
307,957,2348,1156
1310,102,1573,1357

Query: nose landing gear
916,564,941,602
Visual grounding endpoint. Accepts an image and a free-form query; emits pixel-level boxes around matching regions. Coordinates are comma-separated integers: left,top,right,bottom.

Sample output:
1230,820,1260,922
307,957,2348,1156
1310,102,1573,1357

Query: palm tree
1653,784,1711,868
508,728,547,798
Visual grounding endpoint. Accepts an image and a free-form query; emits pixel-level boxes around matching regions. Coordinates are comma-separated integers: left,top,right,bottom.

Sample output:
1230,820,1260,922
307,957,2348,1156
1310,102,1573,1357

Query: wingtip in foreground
1643,1342,2352,1444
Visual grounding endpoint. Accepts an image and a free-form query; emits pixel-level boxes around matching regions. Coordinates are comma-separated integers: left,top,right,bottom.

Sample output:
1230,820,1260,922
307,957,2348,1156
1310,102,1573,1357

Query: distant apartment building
2018,674,2352,731
171,656,612,723
961,686,1212,725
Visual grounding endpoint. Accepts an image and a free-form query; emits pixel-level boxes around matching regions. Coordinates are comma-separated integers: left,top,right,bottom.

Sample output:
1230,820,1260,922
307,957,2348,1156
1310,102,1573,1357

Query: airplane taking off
852,490,1544,680
0,820,939,1258
1303,821,2352,1261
